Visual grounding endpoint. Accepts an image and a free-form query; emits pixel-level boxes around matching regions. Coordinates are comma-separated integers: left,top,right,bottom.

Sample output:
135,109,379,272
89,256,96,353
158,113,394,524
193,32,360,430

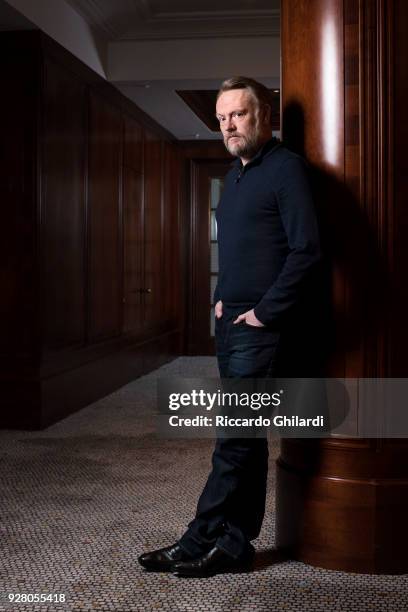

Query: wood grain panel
42,58,86,350
0,33,40,369
163,142,181,327
278,0,408,575
281,0,344,173
281,0,346,378
276,438,408,573
143,130,163,329
88,92,122,341
124,114,143,174
123,165,144,334
389,0,408,375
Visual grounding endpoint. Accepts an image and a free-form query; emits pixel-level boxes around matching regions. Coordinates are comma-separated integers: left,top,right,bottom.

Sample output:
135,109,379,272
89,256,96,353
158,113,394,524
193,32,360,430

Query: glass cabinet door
188,159,230,355
209,177,224,337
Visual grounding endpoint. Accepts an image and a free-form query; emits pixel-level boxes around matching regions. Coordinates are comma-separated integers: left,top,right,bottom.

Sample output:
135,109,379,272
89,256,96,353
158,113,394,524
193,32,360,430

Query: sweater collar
233,137,281,169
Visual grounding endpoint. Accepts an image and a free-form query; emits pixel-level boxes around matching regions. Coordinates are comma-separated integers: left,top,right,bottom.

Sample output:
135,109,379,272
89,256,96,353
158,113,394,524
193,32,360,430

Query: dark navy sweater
214,138,321,326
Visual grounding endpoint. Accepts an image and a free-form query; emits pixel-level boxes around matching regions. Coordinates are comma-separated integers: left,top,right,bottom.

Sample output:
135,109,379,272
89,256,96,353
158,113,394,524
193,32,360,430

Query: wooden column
277,0,408,573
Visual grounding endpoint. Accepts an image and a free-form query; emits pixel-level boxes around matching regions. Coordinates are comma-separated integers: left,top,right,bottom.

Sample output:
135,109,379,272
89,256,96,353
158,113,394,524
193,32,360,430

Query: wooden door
189,160,231,354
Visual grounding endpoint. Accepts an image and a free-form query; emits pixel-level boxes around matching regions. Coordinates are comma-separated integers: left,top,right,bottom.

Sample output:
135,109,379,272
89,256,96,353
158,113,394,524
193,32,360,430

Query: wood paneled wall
390,0,408,375
143,130,164,329
42,58,86,350
123,115,144,335
88,92,123,342
163,142,182,327
0,31,182,429
0,34,39,371
278,0,408,574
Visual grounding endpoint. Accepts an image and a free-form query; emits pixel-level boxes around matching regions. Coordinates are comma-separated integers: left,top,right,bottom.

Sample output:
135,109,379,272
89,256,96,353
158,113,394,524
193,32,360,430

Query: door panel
42,58,86,350
88,92,122,341
143,130,163,328
190,161,231,354
123,115,144,335
123,165,144,333
163,142,181,327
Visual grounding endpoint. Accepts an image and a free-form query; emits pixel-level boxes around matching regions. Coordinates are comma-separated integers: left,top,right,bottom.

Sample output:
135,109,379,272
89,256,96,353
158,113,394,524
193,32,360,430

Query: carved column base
276,439,408,574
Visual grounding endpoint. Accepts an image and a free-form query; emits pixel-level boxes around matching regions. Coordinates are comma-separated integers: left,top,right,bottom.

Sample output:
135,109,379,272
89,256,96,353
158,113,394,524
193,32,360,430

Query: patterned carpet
1,357,407,612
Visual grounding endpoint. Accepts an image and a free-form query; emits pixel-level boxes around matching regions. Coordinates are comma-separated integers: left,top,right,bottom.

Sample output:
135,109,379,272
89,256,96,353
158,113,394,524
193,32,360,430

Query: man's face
216,89,267,161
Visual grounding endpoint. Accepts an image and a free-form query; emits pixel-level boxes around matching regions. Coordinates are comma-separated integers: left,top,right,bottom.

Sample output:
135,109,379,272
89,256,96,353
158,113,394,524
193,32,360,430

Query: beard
224,125,262,159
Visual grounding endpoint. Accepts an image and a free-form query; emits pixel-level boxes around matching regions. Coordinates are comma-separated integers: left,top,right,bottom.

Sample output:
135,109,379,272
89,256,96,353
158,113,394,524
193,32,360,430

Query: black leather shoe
138,543,193,572
172,545,254,578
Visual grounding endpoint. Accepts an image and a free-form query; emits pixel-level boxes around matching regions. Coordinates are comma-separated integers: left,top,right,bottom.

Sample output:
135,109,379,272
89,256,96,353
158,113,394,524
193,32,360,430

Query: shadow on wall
281,101,388,376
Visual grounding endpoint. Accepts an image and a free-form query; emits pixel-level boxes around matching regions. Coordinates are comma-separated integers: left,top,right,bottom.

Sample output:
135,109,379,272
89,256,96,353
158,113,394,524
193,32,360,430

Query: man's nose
224,117,236,131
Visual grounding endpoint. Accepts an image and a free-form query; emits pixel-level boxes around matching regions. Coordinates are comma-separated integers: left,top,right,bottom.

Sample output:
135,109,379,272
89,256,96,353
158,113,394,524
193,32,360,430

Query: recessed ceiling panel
176,89,280,132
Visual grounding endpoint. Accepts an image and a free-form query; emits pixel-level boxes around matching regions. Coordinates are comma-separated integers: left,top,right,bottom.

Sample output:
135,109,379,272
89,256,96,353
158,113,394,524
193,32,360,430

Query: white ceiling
2,0,281,140
65,0,280,40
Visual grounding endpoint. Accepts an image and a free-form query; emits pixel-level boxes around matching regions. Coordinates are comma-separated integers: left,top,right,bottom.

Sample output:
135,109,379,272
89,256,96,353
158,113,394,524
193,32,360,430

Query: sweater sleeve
253,156,321,326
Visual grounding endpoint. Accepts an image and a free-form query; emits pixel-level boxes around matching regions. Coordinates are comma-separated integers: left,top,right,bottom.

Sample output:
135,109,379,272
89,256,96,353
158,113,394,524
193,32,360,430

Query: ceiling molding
121,17,280,40
66,0,280,41
152,9,278,21
65,0,134,39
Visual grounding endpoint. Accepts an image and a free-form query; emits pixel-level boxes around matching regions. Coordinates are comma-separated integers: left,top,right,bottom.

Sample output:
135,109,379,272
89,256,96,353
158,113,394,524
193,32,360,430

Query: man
138,76,321,577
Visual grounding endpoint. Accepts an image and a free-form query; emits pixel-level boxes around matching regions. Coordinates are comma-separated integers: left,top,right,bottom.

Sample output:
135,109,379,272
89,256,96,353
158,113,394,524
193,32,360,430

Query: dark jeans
179,305,281,559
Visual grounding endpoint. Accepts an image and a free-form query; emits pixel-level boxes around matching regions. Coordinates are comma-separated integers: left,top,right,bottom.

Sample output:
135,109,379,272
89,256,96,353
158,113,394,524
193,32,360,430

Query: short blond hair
217,76,273,125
